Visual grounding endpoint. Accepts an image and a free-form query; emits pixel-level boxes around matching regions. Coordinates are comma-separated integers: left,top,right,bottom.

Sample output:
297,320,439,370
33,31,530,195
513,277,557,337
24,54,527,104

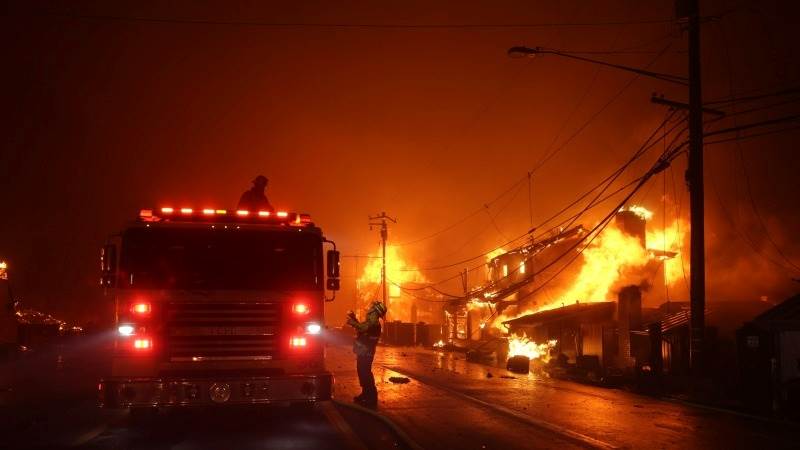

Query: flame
621,205,654,220
507,333,557,360
485,247,507,261
646,219,688,285
356,245,425,321
559,225,648,303
492,206,688,329
433,339,445,348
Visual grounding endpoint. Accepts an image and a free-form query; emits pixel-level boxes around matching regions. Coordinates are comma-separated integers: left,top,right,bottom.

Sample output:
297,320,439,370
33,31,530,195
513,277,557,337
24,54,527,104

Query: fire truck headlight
306,323,322,335
118,325,135,336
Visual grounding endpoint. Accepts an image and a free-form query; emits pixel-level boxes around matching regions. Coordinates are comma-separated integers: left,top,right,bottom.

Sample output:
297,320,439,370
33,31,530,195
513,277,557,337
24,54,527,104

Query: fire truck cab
98,207,340,410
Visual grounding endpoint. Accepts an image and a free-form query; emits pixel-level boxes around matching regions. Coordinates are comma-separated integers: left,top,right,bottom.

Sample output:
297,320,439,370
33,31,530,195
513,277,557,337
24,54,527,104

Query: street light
507,45,688,85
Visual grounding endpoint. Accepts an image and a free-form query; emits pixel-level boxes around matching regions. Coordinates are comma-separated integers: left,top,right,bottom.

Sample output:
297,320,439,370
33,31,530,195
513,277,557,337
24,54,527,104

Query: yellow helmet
371,301,387,317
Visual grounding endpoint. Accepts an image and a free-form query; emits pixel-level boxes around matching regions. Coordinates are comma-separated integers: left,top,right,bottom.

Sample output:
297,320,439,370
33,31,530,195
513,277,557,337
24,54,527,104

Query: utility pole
508,1,705,372
684,0,706,373
369,212,397,318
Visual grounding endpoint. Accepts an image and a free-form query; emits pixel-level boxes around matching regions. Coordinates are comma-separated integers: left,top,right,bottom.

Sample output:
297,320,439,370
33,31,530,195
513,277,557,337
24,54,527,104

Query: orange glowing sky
2,0,800,324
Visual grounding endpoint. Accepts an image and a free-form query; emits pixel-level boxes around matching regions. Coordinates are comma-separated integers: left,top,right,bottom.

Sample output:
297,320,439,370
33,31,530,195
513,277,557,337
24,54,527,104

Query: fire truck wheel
129,407,158,426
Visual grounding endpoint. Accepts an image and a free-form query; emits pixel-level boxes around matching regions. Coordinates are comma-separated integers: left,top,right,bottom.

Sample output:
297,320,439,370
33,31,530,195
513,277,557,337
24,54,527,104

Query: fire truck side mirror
100,244,117,287
326,250,340,279
326,278,340,291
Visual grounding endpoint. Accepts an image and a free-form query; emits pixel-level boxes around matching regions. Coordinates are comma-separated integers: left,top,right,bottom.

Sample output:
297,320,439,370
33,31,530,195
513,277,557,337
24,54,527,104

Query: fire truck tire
129,407,158,426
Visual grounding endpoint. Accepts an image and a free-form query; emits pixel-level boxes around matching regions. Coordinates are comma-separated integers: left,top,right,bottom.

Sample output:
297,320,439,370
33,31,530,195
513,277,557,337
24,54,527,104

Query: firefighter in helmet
237,175,274,212
346,300,387,407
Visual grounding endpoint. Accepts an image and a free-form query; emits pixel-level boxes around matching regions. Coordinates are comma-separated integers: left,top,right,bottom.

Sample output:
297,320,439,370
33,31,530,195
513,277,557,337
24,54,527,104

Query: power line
395,176,527,246
703,113,800,140
737,144,800,273
393,41,677,248
705,86,800,107
408,116,687,292
33,12,676,29
508,139,685,306
404,111,686,274
407,174,646,290
704,124,800,145
706,96,800,126
707,152,799,275
528,42,676,175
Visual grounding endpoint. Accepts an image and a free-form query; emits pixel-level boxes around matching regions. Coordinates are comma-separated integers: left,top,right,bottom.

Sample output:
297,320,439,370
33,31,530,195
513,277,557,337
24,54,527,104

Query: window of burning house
119,227,322,290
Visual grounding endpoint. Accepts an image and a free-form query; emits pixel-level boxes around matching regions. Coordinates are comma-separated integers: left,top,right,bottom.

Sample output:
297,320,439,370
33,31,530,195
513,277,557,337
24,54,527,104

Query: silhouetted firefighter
237,175,274,211
347,301,387,407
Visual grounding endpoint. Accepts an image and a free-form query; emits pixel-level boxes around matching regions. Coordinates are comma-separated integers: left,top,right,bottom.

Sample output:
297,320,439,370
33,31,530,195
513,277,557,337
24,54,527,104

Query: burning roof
502,301,615,329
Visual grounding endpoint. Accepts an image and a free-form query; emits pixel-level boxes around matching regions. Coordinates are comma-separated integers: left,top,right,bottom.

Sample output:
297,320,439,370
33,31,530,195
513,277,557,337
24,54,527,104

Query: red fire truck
98,207,340,412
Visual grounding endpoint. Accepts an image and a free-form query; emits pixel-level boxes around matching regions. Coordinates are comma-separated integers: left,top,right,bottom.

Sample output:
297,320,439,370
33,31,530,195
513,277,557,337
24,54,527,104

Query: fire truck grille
165,302,281,361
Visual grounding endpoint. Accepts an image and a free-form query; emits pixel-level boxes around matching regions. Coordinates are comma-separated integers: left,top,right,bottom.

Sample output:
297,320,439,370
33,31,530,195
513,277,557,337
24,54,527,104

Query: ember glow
356,245,425,322
507,333,557,361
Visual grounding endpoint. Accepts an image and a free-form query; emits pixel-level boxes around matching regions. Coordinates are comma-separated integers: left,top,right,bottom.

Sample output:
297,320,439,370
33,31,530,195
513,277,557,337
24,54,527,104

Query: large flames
646,219,687,286
507,333,557,361
356,245,426,322
496,205,688,330
558,224,648,303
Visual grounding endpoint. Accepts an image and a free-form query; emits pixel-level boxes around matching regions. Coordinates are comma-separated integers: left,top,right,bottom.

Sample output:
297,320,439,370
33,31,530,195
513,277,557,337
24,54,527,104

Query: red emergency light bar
139,208,313,226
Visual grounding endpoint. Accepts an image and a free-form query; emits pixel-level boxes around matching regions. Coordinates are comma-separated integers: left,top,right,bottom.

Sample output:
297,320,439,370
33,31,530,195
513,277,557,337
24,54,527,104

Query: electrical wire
395,176,527,246
408,120,688,296
737,145,800,273
529,43,676,174
398,39,677,248
704,124,800,145
705,86,800,106
33,12,677,29
403,111,687,274
508,139,686,306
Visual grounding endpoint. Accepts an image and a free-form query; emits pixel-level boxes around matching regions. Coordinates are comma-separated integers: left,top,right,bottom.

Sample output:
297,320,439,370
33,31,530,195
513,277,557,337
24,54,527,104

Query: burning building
443,206,690,368
355,245,444,346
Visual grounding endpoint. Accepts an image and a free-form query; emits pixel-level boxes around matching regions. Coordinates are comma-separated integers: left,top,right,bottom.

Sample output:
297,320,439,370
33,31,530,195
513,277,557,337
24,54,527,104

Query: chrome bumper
99,373,333,408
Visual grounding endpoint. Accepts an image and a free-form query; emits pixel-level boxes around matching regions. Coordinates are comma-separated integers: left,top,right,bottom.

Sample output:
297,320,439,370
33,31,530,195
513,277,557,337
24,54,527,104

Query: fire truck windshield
119,227,321,290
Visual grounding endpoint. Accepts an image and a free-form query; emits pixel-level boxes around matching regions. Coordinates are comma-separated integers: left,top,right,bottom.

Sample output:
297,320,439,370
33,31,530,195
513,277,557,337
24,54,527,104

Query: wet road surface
326,343,800,450
3,334,800,449
0,336,405,450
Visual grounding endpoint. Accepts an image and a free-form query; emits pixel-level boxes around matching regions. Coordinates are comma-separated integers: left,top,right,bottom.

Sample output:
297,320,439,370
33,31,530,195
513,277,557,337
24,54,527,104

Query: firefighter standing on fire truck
237,175,274,212
346,301,386,407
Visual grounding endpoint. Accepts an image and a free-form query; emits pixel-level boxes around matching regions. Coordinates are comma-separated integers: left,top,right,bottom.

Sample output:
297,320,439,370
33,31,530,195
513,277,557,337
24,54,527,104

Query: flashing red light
202,208,215,215
133,338,152,350
290,336,307,348
236,210,250,217
161,207,174,214
131,302,151,315
180,208,193,214
139,209,153,218
216,209,227,215
276,211,289,218
258,211,271,217
293,303,310,315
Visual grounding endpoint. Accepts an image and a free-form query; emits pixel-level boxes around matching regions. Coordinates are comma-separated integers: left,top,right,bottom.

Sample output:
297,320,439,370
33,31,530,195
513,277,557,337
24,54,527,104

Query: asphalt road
327,343,800,450
2,333,800,450
0,335,406,450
